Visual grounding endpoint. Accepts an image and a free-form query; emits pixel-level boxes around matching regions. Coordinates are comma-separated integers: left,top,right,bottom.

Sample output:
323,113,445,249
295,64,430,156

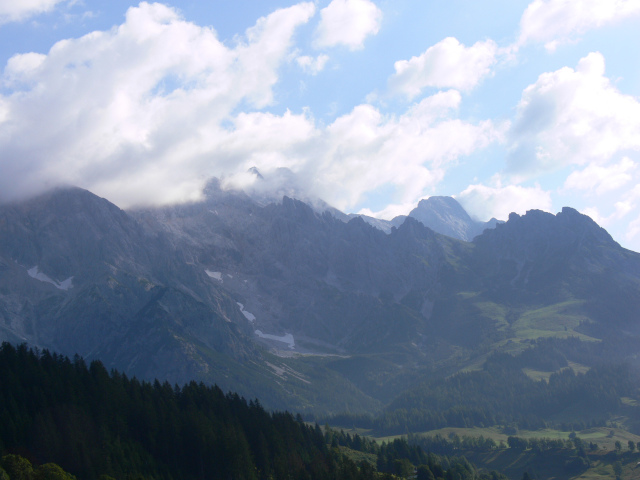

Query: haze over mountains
1,179,639,417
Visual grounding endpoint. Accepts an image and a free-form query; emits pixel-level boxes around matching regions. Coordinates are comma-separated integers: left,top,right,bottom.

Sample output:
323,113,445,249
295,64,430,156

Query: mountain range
1,180,639,417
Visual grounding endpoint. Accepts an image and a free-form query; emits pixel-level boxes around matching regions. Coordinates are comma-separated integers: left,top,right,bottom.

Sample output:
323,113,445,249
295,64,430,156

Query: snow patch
254,330,295,349
205,270,223,281
27,266,73,291
236,302,256,322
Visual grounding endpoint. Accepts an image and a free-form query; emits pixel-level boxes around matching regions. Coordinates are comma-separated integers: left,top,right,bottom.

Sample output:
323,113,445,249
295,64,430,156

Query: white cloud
307,90,504,210
296,54,329,75
624,185,640,244
457,182,552,221
314,0,382,50
358,202,415,220
580,206,609,227
578,184,640,243
564,157,637,195
389,37,498,98
507,52,640,177
518,0,640,51
0,0,66,24
4,52,47,86
0,2,316,207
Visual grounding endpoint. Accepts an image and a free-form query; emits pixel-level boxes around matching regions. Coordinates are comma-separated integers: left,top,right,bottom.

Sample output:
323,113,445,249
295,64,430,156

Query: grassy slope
453,297,604,376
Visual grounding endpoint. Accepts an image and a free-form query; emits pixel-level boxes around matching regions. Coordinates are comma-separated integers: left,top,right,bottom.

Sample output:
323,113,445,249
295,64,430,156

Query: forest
0,343,507,480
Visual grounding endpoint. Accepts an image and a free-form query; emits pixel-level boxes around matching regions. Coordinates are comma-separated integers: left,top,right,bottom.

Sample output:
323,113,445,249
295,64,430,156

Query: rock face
1,183,639,414
130,182,452,354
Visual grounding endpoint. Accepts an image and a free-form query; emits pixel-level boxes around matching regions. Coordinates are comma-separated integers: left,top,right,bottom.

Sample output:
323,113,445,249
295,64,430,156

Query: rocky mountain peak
557,206,617,246
408,196,496,241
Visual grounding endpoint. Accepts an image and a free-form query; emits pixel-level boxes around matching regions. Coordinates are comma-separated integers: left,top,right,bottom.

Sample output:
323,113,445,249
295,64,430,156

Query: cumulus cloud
296,54,329,75
564,157,637,195
0,0,67,24
389,37,498,98
507,52,640,177
518,0,640,51
314,0,382,50
457,181,552,221
0,1,316,207
304,90,505,211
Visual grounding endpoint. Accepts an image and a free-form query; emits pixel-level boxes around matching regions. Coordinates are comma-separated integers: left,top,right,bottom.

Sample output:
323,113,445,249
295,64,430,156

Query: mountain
0,187,252,371
0,186,380,413
239,168,490,240
338,195,498,240
1,183,639,419
408,196,500,241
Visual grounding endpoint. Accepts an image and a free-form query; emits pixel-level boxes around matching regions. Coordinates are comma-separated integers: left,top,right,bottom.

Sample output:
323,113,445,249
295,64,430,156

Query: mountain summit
408,196,499,241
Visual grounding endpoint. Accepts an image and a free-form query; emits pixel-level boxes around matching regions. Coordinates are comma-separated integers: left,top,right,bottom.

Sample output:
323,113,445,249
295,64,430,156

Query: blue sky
1,1,639,251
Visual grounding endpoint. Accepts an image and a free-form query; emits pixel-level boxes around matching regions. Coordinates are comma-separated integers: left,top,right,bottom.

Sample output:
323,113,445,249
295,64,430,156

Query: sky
0,1,639,251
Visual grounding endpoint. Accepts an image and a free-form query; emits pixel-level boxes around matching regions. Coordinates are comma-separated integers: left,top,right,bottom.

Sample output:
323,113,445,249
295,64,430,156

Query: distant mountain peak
247,166,264,180
408,196,497,241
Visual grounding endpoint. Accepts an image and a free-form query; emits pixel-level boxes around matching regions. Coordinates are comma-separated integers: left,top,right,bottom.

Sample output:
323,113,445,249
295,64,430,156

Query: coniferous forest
0,343,505,480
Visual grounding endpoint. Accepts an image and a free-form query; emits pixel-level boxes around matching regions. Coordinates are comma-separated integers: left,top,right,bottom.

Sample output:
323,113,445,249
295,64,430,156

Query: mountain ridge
1,183,639,416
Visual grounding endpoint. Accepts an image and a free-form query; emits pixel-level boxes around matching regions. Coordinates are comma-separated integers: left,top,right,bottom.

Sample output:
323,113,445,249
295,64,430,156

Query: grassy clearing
522,361,591,382
338,446,377,466
456,291,481,300
568,361,590,374
373,433,408,444
522,368,554,382
510,300,599,342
